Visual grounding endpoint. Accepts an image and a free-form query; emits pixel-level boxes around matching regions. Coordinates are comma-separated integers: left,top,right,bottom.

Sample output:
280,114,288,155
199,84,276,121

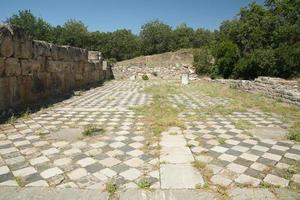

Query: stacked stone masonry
213,76,300,106
112,63,195,80
0,24,113,112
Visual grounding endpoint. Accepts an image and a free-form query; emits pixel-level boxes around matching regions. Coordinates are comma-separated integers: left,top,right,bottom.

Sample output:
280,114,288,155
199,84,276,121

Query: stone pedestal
181,73,189,85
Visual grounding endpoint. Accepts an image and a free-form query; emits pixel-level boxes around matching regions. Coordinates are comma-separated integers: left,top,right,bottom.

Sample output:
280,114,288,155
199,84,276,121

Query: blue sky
0,0,264,33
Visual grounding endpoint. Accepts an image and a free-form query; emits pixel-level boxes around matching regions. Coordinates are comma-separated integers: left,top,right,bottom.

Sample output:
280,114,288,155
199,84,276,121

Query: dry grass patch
193,160,213,184
132,83,185,138
182,80,300,141
233,119,255,130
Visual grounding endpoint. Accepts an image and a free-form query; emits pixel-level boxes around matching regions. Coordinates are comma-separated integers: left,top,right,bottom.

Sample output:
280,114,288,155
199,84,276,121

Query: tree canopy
5,1,300,79
5,11,214,61
194,0,300,79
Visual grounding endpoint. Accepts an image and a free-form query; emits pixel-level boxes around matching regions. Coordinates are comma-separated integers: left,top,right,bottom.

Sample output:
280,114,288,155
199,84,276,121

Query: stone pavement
0,80,299,199
0,81,160,190
0,187,299,200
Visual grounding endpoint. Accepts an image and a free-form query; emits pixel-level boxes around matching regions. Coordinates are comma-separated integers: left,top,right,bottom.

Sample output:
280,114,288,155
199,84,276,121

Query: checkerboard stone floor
172,99,300,189
0,81,160,190
0,80,299,195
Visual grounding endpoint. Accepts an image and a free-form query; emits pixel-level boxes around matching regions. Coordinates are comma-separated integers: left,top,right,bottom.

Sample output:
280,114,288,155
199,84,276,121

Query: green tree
140,20,175,55
193,28,214,48
6,10,53,41
61,19,88,48
173,23,194,49
107,29,140,61
214,40,240,78
193,47,215,75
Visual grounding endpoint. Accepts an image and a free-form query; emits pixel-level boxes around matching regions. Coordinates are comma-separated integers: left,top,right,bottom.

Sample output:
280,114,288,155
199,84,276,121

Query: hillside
113,49,196,80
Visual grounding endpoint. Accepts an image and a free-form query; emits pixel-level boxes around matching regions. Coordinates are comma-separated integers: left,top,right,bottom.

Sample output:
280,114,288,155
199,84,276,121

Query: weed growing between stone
132,83,185,137
192,160,213,185
233,119,255,130
6,115,17,124
82,125,105,137
287,122,300,141
15,176,26,187
180,80,300,141
105,180,118,195
137,178,151,189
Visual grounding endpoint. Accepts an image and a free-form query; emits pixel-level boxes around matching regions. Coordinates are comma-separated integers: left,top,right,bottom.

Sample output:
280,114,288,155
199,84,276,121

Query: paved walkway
0,80,299,199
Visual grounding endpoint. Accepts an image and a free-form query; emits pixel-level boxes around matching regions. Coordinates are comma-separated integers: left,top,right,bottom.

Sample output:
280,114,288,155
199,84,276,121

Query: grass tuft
137,178,151,189
82,125,105,137
15,176,26,187
133,83,185,137
287,122,300,141
106,180,118,195
233,119,255,130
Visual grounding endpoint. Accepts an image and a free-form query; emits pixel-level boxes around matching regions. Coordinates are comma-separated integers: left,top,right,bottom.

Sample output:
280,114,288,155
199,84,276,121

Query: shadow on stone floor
0,81,105,124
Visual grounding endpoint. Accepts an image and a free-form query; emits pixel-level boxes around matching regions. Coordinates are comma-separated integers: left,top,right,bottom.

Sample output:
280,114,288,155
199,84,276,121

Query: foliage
173,23,194,49
142,74,149,80
6,10,53,42
193,47,214,75
5,10,214,62
137,178,151,189
140,20,175,55
105,181,118,195
214,40,240,78
82,125,104,136
211,0,300,79
287,122,300,141
60,19,88,48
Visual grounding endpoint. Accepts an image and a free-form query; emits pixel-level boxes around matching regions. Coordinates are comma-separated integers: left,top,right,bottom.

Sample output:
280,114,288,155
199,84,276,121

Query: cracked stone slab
119,189,216,200
229,188,277,200
160,164,204,189
0,186,109,200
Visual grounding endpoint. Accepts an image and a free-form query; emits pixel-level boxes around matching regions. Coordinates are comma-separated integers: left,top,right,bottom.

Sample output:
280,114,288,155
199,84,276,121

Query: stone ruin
212,76,300,106
0,24,113,114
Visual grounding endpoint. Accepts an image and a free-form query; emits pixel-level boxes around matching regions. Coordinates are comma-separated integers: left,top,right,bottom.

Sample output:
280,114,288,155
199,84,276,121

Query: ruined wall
112,63,195,80
212,76,300,106
0,24,113,112
113,50,196,80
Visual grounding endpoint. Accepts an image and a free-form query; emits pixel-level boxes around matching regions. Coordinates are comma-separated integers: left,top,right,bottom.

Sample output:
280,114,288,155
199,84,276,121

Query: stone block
5,58,21,76
19,75,33,104
12,26,32,59
0,25,14,57
8,76,20,105
81,49,88,62
57,46,68,61
33,40,51,58
88,51,101,62
50,43,59,60
0,77,10,109
0,58,4,77
20,59,42,75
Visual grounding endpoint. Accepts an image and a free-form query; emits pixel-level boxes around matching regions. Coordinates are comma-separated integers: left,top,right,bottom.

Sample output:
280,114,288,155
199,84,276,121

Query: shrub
214,40,240,78
142,74,149,80
233,48,277,79
82,125,104,136
275,42,300,78
193,47,214,75
287,122,300,141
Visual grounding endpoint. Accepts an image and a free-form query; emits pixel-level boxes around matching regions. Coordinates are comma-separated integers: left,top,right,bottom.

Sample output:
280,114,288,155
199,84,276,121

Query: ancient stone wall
212,76,300,106
112,63,196,80
0,24,113,113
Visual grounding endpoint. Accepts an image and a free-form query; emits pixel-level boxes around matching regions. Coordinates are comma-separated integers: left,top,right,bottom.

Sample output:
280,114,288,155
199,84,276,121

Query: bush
214,40,240,78
142,74,149,80
193,47,214,75
233,48,277,79
275,42,300,78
